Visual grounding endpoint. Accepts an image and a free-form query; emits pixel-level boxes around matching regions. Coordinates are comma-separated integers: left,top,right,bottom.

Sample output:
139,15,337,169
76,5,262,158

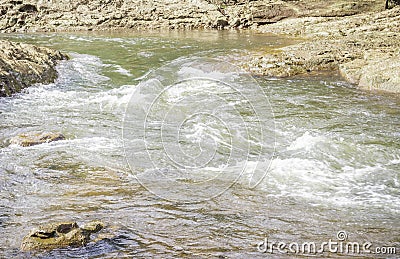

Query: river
0,31,399,258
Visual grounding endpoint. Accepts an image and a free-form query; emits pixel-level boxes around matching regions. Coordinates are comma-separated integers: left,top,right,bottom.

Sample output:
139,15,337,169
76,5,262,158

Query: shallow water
0,31,399,258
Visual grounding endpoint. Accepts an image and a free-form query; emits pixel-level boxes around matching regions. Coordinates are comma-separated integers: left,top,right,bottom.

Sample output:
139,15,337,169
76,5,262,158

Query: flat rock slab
248,6,400,93
10,132,65,147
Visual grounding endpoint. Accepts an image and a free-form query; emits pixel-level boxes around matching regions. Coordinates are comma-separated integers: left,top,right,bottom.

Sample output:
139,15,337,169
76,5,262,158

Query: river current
0,31,399,258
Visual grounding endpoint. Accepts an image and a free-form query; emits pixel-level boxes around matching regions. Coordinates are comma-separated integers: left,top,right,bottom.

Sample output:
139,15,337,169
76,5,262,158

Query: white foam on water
250,156,400,212
163,80,220,104
111,64,133,77
267,157,334,189
67,35,138,45
12,50,394,213
177,66,239,82
57,53,111,87
63,136,121,151
13,52,137,115
68,35,93,42
388,158,400,165
103,38,137,45
84,85,136,112
137,51,154,58
287,131,326,151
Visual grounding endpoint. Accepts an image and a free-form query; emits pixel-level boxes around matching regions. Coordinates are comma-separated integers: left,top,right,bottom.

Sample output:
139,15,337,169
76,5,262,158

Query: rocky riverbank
0,40,68,97
246,5,400,93
0,0,386,32
0,0,399,93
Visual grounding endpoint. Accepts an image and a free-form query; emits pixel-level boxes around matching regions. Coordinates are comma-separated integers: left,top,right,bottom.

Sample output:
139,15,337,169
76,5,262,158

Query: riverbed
0,31,399,258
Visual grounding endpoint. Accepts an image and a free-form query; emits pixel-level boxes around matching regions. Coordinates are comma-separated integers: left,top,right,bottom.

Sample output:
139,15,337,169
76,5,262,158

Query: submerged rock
21,221,104,251
10,132,65,147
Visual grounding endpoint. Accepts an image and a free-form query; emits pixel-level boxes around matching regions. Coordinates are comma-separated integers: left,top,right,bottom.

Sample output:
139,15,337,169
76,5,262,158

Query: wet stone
21,221,104,251
10,131,65,147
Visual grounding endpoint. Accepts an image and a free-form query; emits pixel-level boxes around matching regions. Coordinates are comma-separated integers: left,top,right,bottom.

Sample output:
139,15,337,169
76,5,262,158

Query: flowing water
0,31,399,258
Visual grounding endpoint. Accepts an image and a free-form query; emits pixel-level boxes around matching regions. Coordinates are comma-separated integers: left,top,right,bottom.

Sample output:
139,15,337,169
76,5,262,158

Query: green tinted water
0,31,399,258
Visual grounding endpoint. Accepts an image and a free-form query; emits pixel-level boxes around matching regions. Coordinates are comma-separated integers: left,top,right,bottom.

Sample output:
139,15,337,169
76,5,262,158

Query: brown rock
21,221,105,251
10,132,66,147
0,40,68,97
0,0,383,32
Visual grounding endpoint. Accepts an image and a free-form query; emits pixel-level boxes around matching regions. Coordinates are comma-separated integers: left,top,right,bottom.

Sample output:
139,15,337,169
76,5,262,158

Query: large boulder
0,40,68,97
340,51,400,93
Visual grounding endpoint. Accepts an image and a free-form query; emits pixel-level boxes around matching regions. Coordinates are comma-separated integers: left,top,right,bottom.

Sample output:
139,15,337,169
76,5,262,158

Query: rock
0,0,398,92
340,52,400,92
0,0,384,32
10,132,65,147
243,6,400,92
18,4,38,13
21,221,104,251
82,221,105,233
214,17,228,28
229,17,240,27
0,40,68,97
339,58,366,84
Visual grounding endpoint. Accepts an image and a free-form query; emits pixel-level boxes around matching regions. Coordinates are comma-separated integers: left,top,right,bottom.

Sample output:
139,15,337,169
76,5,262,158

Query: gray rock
245,5,400,93
214,17,228,28
340,52,400,93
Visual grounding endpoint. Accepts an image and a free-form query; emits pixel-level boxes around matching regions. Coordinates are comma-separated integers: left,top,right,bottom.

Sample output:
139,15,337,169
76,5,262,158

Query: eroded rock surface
21,221,104,251
10,131,66,147
0,40,68,97
0,0,385,32
0,0,398,92
246,6,400,92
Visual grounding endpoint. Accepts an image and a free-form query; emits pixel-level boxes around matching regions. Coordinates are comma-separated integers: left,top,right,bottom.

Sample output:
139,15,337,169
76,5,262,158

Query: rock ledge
0,40,68,97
